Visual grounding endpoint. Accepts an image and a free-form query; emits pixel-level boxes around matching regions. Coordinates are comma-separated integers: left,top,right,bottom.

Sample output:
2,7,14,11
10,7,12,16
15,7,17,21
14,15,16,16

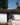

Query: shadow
0,24,8,25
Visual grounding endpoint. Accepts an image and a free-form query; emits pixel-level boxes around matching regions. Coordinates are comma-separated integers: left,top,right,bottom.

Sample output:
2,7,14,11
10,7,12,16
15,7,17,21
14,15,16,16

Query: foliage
0,8,4,10
17,6,20,9
16,2,18,5
0,0,8,10
16,2,20,9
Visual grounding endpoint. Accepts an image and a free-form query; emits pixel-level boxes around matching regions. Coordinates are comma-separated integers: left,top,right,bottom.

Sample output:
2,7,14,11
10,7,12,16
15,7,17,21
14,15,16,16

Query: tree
0,0,8,10
16,2,18,7
2,0,8,9
16,2,18,5
17,6,20,9
16,2,20,9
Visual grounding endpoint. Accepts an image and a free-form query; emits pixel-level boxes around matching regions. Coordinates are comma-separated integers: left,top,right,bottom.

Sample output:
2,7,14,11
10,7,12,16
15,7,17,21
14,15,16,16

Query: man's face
10,12,11,14
8,11,9,12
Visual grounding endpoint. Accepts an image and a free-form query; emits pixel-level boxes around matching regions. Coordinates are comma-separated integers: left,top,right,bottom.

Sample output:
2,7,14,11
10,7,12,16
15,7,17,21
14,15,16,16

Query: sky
8,0,20,9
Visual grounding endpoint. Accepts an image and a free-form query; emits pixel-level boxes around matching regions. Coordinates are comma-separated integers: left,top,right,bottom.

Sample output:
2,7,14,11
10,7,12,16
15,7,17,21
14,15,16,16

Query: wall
0,14,7,23
12,14,20,19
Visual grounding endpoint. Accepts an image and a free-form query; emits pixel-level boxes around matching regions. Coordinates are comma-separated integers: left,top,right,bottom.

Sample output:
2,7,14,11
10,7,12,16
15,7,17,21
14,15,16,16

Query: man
7,11,10,22
9,12,12,22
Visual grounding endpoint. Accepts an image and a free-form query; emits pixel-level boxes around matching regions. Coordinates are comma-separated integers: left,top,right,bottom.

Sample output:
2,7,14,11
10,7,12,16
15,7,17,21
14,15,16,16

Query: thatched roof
0,9,20,14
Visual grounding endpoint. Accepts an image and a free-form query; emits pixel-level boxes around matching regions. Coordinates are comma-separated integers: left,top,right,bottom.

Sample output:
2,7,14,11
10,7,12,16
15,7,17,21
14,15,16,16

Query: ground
8,19,20,25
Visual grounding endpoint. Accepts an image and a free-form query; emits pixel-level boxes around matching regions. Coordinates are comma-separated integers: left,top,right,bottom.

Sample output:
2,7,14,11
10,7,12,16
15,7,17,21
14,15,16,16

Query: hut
0,9,20,25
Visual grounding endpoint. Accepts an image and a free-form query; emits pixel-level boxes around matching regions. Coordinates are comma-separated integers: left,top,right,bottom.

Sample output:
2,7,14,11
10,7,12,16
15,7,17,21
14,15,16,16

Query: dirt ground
8,19,20,25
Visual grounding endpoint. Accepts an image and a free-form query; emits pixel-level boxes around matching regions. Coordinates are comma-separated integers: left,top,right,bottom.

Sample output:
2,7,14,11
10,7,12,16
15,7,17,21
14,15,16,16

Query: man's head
8,11,9,12
10,12,11,14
